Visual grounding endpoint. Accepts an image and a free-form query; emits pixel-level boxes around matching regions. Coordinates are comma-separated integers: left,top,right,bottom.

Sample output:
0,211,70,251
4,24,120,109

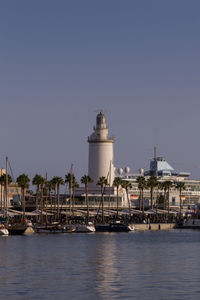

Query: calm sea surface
0,230,200,300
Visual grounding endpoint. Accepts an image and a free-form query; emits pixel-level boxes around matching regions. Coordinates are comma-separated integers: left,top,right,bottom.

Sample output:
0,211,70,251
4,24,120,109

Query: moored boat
8,222,35,235
35,224,76,233
95,221,135,232
75,222,95,232
0,224,9,236
178,218,200,229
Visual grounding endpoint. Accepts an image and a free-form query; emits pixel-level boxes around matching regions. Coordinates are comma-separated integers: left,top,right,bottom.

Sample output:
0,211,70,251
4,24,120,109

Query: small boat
0,224,9,236
75,222,95,232
95,221,135,232
35,224,62,233
178,218,200,229
35,224,76,233
8,222,35,235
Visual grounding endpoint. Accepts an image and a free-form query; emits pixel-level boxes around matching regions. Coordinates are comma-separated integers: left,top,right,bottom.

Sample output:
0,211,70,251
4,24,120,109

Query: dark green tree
147,176,158,209
51,176,64,221
176,182,186,217
136,176,146,214
81,175,93,222
97,176,108,223
16,174,30,219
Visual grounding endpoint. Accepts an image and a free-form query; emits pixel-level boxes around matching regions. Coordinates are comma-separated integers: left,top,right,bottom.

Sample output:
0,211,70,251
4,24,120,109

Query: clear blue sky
0,0,200,183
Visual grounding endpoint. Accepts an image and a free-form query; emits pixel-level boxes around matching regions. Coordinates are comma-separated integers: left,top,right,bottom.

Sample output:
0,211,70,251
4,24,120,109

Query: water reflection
0,231,199,299
93,233,120,297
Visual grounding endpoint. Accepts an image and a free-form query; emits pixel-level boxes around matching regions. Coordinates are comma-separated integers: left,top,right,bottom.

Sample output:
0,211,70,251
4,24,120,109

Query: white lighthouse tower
88,112,115,186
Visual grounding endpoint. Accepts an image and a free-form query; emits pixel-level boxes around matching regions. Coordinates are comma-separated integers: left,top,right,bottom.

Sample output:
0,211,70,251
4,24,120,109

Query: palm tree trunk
50,187,52,223
101,187,104,224
86,184,89,222
126,189,131,220
22,188,25,222
57,184,60,222
54,187,56,222
139,190,141,210
151,188,153,209
40,184,43,224
72,188,74,216
36,185,39,222
45,186,48,225
142,189,144,215
168,188,170,216
179,188,182,217
0,184,2,210
156,188,158,221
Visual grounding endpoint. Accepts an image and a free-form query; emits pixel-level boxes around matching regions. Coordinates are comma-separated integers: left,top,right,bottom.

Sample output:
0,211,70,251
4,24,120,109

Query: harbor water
0,230,200,300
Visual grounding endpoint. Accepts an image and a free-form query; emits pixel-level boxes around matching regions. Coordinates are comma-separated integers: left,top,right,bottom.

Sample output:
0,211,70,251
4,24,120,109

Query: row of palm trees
0,172,93,222
136,175,186,216
0,172,186,223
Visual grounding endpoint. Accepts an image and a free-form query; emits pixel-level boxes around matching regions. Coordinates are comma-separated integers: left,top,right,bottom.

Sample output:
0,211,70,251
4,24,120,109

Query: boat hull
95,223,135,232
0,229,9,236
8,226,35,235
75,224,95,232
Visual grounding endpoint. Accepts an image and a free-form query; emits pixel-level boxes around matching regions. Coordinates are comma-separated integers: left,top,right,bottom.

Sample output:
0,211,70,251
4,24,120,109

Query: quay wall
134,223,175,231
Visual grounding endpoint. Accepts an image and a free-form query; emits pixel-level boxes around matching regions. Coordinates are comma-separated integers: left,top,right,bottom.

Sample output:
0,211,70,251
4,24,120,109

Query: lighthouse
88,112,115,186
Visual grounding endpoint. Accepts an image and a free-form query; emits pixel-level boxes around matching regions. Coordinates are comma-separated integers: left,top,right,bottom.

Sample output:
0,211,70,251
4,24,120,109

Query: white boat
181,218,200,229
0,224,9,236
75,222,95,232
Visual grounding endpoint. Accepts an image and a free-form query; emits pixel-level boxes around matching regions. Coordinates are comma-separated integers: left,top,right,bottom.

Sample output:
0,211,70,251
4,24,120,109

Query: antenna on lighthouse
94,109,107,114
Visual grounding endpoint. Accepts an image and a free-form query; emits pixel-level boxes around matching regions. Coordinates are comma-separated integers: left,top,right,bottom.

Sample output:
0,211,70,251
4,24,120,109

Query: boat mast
69,164,74,215
108,160,111,208
5,157,8,218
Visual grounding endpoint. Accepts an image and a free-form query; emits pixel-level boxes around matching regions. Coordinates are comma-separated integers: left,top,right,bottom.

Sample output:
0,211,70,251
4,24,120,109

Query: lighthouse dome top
96,112,107,129
88,112,115,143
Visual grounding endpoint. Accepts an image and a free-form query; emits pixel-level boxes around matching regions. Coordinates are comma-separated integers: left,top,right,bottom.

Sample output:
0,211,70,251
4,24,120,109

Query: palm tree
51,176,64,222
50,177,57,222
32,174,45,212
136,176,146,214
48,180,53,213
43,179,49,224
97,176,108,223
113,177,122,219
81,175,93,222
65,172,75,213
121,180,132,220
147,176,158,209
39,177,45,220
72,177,79,214
16,174,30,220
162,181,173,215
0,174,12,210
176,182,186,217
156,182,163,220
